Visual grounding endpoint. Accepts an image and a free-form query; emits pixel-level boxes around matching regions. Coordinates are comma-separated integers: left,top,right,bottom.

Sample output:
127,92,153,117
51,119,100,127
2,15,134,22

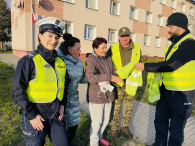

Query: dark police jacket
12,44,70,120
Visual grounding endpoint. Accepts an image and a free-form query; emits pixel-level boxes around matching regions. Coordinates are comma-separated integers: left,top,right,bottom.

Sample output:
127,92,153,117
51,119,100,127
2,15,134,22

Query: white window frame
166,39,171,47
143,35,150,46
84,25,96,40
155,37,161,48
86,0,98,10
160,0,166,5
145,11,153,24
108,29,117,42
181,3,186,13
60,0,74,4
63,21,73,35
188,24,192,31
130,6,138,20
194,26,195,35
157,15,163,26
171,0,176,9
190,6,194,16
110,0,120,16
130,33,136,42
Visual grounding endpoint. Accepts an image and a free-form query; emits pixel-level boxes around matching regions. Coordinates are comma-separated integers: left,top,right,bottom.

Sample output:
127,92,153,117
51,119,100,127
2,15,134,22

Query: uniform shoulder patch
26,51,38,59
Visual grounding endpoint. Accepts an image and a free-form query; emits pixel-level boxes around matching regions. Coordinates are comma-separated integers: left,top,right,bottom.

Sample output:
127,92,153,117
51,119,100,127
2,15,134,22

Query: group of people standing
12,12,195,146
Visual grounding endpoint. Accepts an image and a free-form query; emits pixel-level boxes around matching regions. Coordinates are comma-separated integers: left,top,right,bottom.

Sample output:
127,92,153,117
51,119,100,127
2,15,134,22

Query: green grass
0,60,144,146
0,51,12,54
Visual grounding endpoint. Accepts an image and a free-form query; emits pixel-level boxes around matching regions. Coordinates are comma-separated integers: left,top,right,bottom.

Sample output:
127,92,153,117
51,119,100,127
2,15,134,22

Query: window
160,0,166,5
108,29,117,42
145,11,153,24
63,21,73,34
188,24,192,31
157,15,163,26
143,35,150,46
193,26,195,34
84,25,95,40
61,0,74,3
130,33,136,42
130,6,138,20
190,6,194,16
171,0,176,9
181,3,186,13
166,39,171,47
86,0,98,10
110,0,120,15
155,37,161,47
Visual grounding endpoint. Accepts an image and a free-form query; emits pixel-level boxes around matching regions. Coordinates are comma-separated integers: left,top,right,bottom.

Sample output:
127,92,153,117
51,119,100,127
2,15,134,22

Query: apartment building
11,0,195,59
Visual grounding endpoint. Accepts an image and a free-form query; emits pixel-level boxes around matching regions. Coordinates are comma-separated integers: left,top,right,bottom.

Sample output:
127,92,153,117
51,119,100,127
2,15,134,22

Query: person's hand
30,114,45,130
106,81,110,85
112,75,122,83
134,63,145,71
58,105,64,121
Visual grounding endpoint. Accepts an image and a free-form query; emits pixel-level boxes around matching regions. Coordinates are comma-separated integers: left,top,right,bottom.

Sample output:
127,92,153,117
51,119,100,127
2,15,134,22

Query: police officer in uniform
12,17,69,146
135,13,195,146
106,27,142,139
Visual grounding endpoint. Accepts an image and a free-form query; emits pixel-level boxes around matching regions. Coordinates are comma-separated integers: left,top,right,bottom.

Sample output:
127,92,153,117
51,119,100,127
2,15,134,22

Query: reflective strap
156,76,161,80
132,71,142,78
126,80,139,87
154,96,160,101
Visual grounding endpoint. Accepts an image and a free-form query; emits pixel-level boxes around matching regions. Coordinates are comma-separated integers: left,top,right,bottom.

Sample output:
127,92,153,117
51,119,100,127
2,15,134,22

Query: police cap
37,17,65,37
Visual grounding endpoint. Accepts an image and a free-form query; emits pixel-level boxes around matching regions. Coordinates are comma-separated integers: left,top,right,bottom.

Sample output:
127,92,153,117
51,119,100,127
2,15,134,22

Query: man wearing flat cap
135,13,195,146
106,27,142,139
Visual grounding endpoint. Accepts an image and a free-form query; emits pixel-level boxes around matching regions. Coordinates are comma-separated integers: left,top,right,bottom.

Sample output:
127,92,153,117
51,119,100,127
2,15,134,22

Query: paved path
1,53,195,146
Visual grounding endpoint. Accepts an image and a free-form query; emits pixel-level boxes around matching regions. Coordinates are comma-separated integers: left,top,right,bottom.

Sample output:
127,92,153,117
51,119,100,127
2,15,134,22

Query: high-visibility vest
26,54,66,103
116,62,142,95
163,34,195,91
147,72,162,103
111,42,141,87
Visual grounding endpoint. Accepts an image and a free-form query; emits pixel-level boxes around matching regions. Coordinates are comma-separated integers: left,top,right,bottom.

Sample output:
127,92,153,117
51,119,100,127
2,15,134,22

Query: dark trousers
67,125,78,145
21,115,69,146
153,87,194,146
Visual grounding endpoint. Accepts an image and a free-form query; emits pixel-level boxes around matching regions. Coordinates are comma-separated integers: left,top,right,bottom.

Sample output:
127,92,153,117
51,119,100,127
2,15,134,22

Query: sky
5,0,11,8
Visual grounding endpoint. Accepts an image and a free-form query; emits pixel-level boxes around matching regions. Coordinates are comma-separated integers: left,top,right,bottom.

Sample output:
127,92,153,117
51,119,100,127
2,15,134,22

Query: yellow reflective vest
147,72,162,103
111,42,141,87
116,62,142,95
26,54,66,103
163,34,195,91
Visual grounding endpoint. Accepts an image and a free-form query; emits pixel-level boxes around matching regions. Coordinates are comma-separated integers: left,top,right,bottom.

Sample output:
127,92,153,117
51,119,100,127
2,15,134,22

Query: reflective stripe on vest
163,34,195,91
111,42,140,87
126,70,142,95
26,54,66,103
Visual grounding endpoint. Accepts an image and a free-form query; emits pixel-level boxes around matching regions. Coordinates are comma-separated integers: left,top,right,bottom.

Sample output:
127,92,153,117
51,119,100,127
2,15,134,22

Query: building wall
11,0,195,59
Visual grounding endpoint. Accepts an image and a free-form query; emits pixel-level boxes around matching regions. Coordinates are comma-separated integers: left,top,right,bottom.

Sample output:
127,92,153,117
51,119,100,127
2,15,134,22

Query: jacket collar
91,51,105,60
57,47,78,64
37,43,57,62
168,29,190,44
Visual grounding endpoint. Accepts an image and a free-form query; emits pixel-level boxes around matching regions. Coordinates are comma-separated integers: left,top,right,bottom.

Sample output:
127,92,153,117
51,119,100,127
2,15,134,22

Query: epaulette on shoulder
26,50,38,59
180,38,195,45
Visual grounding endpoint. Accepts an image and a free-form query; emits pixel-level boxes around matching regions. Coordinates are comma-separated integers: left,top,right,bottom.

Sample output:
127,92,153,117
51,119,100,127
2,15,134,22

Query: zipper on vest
102,59,111,103
52,59,59,100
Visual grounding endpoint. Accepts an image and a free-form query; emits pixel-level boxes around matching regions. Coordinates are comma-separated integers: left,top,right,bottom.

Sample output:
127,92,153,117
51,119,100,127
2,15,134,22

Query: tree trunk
0,42,3,50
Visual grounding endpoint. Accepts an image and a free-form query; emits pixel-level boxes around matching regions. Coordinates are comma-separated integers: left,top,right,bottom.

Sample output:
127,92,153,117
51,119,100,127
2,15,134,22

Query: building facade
11,0,195,59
